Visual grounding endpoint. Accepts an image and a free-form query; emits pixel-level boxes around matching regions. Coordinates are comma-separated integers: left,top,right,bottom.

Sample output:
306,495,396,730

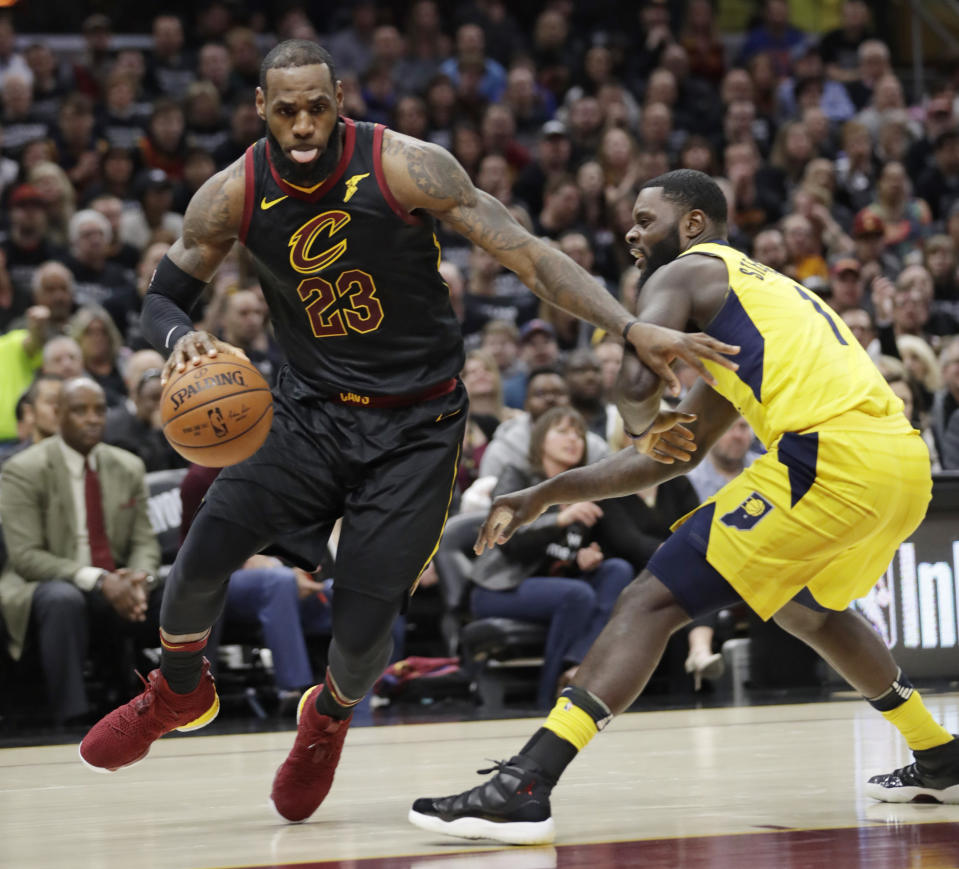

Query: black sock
518,728,577,784
159,633,209,694
518,686,613,783
314,670,356,721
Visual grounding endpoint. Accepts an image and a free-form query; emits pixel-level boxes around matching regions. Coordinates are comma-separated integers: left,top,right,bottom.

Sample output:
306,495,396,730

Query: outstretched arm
475,379,740,553
140,157,248,380
380,132,738,391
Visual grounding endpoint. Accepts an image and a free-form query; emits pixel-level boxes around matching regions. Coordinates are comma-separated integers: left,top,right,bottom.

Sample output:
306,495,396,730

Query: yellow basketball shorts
648,414,932,621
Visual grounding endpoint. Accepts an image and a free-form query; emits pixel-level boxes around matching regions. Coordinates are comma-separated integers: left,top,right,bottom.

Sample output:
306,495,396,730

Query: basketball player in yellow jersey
409,170,959,845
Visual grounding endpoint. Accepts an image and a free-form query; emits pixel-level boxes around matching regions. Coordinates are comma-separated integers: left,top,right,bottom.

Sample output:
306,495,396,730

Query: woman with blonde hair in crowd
897,333,942,413
881,360,941,471
458,349,519,497
28,161,76,248
462,349,517,425
69,304,126,406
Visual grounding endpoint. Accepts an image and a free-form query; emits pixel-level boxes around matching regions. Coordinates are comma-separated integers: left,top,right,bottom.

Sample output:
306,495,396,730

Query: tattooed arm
169,156,246,279
380,130,737,390
141,157,249,378
382,133,631,329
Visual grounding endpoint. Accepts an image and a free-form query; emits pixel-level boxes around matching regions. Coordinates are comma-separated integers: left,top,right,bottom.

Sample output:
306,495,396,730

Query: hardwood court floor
2,695,958,869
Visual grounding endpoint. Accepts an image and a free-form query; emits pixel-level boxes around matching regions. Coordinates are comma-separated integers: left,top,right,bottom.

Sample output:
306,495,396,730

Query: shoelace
305,720,343,761
305,742,329,763
130,670,180,725
477,758,511,775
132,670,157,715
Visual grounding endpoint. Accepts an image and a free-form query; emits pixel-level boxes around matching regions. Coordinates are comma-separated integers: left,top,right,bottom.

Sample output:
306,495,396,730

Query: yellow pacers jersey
662,242,932,620
680,241,902,447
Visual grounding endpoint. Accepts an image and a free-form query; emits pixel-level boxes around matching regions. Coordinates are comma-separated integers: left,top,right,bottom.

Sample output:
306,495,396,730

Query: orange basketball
161,353,273,467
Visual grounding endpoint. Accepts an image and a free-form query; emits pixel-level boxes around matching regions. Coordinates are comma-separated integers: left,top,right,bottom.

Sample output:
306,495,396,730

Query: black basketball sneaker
409,755,556,844
866,736,959,803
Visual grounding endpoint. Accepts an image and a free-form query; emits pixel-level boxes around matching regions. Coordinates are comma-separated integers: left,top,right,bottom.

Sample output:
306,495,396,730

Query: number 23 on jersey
288,210,385,339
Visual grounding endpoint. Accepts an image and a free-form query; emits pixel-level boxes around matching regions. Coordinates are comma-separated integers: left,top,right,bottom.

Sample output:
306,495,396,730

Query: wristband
621,319,639,342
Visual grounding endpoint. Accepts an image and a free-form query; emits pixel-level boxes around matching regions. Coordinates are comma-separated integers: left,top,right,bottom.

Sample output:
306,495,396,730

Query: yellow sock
542,695,599,752
882,691,953,751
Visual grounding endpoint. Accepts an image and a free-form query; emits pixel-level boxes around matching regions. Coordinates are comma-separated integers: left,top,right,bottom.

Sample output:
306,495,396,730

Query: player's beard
267,119,343,188
638,221,683,289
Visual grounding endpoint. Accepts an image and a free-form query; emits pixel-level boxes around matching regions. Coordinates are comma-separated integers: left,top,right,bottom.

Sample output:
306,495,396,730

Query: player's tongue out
291,148,318,163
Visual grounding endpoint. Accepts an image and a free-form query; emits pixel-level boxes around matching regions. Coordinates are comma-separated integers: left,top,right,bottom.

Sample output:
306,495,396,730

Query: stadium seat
433,511,547,708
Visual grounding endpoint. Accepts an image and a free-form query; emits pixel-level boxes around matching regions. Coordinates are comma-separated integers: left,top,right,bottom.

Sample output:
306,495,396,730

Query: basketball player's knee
772,603,827,638
617,573,686,626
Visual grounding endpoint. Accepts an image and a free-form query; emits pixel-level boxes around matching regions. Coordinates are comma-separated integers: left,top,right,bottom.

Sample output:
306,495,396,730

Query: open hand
630,410,698,464
474,486,550,555
162,330,250,386
626,321,738,394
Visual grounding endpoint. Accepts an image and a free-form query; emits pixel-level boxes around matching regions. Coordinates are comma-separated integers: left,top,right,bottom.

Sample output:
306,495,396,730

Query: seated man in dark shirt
65,210,139,339
103,367,185,472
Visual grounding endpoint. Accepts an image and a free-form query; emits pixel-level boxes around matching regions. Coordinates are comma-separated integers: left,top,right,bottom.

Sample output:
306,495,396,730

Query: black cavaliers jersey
239,118,464,397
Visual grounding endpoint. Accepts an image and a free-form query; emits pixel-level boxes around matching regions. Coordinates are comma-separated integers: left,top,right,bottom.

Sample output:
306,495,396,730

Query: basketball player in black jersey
78,41,737,823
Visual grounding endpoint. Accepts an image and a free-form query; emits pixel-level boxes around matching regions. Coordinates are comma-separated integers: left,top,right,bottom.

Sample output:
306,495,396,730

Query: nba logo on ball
720,492,774,530
208,407,228,437
161,353,273,467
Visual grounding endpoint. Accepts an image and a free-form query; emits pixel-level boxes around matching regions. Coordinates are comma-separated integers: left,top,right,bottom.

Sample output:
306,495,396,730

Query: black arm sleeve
140,255,209,357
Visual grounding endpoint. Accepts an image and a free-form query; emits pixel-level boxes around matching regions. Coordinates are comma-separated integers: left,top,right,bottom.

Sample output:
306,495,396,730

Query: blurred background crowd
1,0,958,731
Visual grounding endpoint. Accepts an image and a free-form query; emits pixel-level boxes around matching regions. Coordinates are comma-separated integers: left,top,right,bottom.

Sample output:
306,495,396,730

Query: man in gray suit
0,378,160,724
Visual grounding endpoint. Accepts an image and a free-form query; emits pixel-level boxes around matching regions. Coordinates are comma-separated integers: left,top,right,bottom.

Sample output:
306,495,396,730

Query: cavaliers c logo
288,211,351,275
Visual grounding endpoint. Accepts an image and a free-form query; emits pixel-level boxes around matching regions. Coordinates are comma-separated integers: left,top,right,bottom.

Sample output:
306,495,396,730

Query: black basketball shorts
201,376,468,602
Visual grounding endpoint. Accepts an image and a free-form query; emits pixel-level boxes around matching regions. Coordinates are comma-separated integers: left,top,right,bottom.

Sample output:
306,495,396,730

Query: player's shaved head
640,169,728,226
260,39,337,90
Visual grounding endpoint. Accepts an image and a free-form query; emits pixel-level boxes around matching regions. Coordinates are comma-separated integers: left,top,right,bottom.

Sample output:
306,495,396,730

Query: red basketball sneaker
270,685,352,822
79,658,219,773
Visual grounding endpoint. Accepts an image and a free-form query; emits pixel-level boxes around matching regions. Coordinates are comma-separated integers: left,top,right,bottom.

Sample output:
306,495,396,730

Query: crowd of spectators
2,0,959,723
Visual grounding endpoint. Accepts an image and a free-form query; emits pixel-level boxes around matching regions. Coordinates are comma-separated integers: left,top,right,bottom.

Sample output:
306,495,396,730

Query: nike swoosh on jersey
261,195,288,210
